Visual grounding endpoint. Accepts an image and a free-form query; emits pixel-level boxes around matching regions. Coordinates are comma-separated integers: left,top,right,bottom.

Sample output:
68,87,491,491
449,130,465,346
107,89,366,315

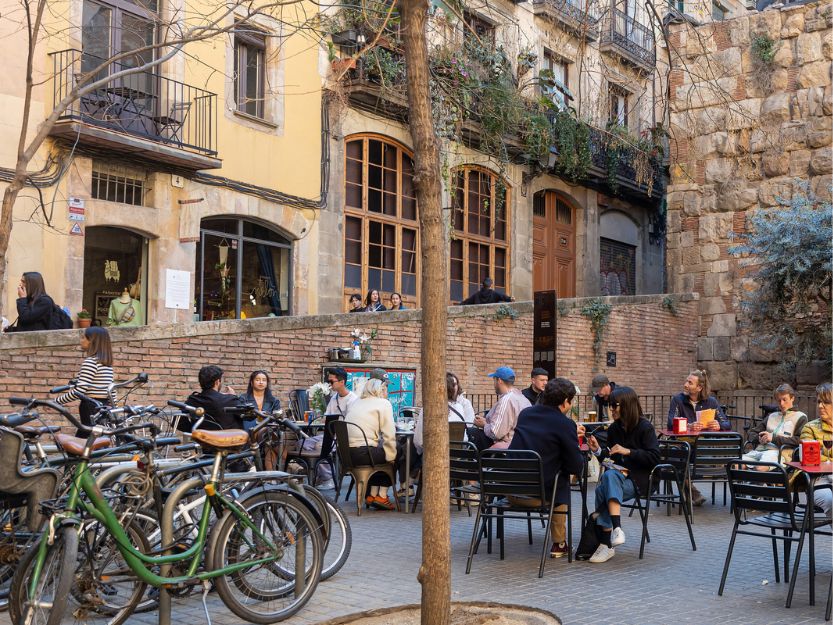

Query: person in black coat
509,377,586,558
8,272,54,332
586,386,660,563
184,365,244,431
461,277,514,305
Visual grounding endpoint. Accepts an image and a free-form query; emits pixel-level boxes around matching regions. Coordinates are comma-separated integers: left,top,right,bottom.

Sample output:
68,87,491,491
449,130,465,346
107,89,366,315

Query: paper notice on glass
165,269,191,310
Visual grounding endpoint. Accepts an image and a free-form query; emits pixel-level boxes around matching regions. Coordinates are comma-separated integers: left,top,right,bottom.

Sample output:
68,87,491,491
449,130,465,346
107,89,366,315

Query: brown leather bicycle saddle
54,433,111,456
15,425,61,439
191,429,249,450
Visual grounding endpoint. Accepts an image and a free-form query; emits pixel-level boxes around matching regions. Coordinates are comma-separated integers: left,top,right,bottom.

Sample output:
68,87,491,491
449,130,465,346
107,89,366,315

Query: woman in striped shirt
56,326,114,434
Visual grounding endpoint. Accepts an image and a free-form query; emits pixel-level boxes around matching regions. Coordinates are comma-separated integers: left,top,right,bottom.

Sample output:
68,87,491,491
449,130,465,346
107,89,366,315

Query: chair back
693,432,742,476
449,441,479,483
657,440,691,477
726,461,801,527
288,389,310,420
399,406,419,421
449,420,467,442
328,419,373,470
478,449,546,501
319,413,341,458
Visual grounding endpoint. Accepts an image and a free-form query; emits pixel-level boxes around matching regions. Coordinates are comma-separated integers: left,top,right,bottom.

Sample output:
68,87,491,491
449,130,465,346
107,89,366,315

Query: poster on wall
323,366,416,418
165,269,191,309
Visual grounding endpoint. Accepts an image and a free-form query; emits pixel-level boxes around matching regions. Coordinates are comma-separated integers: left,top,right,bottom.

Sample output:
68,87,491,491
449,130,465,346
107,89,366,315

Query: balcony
586,126,664,201
49,49,220,171
339,53,410,122
532,0,599,40
599,9,656,71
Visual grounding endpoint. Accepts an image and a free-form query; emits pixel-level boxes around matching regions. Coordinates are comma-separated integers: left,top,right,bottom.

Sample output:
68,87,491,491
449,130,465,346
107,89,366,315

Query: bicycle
8,397,324,625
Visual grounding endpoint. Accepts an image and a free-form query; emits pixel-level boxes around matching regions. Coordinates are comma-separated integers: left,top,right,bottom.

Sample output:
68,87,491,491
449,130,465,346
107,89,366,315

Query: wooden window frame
609,83,629,128
343,134,420,309
234,23,267,119
450,166,511,302
463,11,496,47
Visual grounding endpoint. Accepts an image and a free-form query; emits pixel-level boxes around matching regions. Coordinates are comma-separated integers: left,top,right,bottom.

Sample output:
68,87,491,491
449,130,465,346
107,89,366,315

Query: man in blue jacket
509,377,586,558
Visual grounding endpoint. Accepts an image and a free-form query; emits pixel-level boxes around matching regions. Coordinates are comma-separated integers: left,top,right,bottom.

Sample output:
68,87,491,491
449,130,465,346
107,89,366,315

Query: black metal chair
409,422,471,513
718,460,830,607
287,413,342,499
692,432,743,505
466,449,570,578
288,389,310,420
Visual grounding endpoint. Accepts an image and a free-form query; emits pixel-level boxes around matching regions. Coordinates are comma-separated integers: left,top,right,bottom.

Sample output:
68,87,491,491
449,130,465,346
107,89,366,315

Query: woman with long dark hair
586,386,659,563
364,289,386,312
56,326,114,434
241,370,280,431
9,272,53,332
389,292,407,310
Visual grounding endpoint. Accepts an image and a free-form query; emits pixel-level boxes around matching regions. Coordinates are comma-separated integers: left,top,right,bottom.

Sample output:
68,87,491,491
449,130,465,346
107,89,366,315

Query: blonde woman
799,383,833,519
343,378,398,510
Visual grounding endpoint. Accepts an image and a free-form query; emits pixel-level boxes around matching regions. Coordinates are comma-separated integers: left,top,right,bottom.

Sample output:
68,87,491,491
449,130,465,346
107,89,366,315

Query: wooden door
532,191,576,297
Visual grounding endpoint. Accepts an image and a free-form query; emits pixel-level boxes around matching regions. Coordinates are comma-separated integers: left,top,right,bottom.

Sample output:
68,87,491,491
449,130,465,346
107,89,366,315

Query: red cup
673,417,688,435
801,440,821,466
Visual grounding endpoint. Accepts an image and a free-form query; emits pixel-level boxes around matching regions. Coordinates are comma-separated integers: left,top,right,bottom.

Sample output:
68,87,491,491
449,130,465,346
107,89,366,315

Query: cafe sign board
533,290,557,379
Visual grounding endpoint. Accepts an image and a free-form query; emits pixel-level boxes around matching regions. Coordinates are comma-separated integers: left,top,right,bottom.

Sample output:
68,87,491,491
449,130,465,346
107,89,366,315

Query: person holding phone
799,383,832,519
743,383,807,469
586,386,659,563
184,365,244,431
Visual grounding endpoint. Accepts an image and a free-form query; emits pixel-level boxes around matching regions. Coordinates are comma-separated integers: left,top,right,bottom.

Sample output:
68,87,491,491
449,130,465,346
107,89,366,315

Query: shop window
196,218,291,320
343,135,419,307
83,226,148,326
91,170,145,205
450,167,510,302
600,237,635,296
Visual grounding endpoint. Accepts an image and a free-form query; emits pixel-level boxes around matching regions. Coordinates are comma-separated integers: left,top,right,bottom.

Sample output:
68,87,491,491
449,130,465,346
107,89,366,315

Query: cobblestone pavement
2,485,830,625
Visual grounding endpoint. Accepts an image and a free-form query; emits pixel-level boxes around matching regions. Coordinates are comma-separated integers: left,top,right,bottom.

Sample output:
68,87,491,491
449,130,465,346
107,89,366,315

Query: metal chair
719,461,830,608
288,389,310,421
692,432,743,505
286,412,342,499
328,419,399,516
409,424,474,513
153,100,191,146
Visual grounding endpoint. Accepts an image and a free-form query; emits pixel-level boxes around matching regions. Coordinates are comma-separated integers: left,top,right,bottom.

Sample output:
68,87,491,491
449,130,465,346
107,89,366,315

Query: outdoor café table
785,460,833,607
397,429,415,513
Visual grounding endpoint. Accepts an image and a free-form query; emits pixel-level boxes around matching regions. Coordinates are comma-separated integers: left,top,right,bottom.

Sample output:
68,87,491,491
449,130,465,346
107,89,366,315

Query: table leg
581,455,589,527
809,477,816,606
404,438,412,514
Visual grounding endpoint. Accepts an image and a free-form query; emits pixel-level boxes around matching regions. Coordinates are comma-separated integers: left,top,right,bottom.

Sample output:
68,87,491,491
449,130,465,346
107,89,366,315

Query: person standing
7,272,54,332
470,366,531,450
522,368,550,405
324,367,358,417
509,378,586,558
461,277,514,305
241,370,281,431
55,326,114,435
590,374,616,420
389,292,407,310
348,294,364,313
364,289,386,312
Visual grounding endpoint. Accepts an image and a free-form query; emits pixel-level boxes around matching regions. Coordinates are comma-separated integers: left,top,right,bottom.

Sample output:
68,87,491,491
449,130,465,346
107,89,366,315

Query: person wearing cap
461,277,514,305
591,374,617,420
471,366,531,450
369,368,388,382
522,368,550,405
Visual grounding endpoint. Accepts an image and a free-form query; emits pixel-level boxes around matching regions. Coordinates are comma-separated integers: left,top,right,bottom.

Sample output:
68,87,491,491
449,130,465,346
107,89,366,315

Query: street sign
533,290,557,379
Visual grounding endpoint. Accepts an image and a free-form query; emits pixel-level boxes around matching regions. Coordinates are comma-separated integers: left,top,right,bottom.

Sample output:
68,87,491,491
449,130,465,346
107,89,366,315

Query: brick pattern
0,297,697,414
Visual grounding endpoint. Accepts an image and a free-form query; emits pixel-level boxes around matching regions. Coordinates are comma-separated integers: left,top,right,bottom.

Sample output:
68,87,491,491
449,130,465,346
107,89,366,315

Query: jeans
594,468,636,529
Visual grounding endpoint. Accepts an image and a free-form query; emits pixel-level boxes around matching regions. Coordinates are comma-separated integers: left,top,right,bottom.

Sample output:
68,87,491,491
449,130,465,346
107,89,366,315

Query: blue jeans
594,469,636,529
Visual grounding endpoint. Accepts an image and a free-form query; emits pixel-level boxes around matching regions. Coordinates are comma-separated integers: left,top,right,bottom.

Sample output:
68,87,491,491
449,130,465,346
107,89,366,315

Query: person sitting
522,368,550,405
184,365,244,431
508,377,586,558
743,383,807,470
590,374,617,420
324,367,358,417
461,277,514,305
587,386,660,563
800,382,832,519
344,378,398,510
240,370,280,431
470,366,531,450
666,370,730,431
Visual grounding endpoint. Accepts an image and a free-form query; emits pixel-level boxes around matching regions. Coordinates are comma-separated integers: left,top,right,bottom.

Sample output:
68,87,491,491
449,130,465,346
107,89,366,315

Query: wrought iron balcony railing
50,49,217,158
532,0,600,40
599,8,656,70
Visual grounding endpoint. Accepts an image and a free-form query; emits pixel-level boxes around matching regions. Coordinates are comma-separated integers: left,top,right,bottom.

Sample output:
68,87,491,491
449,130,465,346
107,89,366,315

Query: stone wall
0,295,698,411
665,2,832,391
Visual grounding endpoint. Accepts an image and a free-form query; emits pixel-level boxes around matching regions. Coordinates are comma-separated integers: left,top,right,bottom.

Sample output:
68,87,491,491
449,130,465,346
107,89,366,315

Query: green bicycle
8,398,323,625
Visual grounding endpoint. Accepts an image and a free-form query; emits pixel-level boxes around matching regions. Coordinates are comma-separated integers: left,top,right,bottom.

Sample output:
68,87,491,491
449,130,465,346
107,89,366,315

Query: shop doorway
83,226,148,326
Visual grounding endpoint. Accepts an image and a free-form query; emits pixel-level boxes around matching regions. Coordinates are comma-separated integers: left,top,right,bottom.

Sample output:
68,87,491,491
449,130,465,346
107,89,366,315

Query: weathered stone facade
666,2,832,391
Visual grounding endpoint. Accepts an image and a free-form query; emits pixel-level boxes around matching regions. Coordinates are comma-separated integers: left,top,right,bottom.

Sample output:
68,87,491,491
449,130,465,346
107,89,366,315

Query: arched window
195,218,292,320
343,135,419,308
449,167,510,302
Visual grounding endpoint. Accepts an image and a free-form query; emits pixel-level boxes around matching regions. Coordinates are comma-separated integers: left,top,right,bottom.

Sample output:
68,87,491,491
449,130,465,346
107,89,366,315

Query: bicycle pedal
201,580,212,625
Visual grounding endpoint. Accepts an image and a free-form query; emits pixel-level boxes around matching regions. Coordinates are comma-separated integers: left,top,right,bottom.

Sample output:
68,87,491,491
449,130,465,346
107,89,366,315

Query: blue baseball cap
488,366,516,382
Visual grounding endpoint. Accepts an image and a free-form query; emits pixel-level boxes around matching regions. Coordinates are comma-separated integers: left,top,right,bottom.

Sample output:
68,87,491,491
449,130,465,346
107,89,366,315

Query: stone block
797,61,832,89
731,336,749,362
683,192,701,216
716,180,758,211
668,209,682,233
701,244,721,262
789,149,812,176
772,42,794,68
807,124,832,148
768,68,789,92
796,360,831,386
727,99,762,131
712,260,730,273
810,147,833,175
703,272,720,297
781,11,804,38
824,36,833,61
696,108,727,135
680,230,695,247
694,134,716,159
824,85,832,115
700,295,726,314
762,150,790,177
750,9,782,40
780,120,808,151
750,128,776,153
713,336,731,361
705,361,738,392
760,93,791,124
811,174,833,201
698,337,714,361
758,178,793,206
705,158,733,184
719,271,734,294
738,363,784,389
729,18,751,47
807,86,827,116
797,32,823,64
714,48,743,76
667,232,680,250
698,212,733,243
707,313,737,337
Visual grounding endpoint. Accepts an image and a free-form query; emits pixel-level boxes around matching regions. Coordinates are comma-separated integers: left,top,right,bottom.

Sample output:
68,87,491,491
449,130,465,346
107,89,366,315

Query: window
450,167,510,302
609,84,629,128
196,218,291,320
669,0,684,11
234,24,267,118
543,50,570,105
600,237,635,296
343,136,419,307
711,1,727,20
91,170,145,205
464,12,495,47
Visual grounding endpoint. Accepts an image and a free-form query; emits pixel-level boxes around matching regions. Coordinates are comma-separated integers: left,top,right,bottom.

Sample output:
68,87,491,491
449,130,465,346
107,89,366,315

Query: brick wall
0,295,698,413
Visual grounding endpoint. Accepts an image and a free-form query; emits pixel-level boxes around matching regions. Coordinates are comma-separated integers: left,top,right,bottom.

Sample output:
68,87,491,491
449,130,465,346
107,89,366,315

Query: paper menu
696,408,716,424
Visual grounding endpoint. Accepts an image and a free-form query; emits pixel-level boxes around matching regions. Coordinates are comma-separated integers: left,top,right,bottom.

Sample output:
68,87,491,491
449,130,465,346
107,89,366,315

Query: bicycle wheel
9,525,78,625
0,497,43,606
300,488,351,581
209,489,323,624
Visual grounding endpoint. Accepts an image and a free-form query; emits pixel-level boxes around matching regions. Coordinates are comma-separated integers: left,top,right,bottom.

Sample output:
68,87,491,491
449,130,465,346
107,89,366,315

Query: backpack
49,305,73,330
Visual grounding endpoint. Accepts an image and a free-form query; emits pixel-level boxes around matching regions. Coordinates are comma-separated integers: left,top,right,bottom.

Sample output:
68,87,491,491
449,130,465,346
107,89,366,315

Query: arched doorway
532,190,576,297
83,226,148,326
195,217,292,321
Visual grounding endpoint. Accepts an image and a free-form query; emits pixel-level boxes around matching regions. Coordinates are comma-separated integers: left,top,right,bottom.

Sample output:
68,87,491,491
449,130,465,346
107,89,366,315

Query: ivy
661,295,679,316
580,298,612,358
728,180,832,375
494,304,520,321
551,110,591,181
751,34,778,65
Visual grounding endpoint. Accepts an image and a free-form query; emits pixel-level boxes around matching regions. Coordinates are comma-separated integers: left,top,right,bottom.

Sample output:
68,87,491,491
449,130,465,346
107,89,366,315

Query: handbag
575,512,601,560
119,303,136,324
466,426,492,451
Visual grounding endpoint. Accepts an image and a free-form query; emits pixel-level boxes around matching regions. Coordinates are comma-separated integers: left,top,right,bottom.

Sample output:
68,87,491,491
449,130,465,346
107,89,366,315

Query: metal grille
600,237,635,296
91,171,145,206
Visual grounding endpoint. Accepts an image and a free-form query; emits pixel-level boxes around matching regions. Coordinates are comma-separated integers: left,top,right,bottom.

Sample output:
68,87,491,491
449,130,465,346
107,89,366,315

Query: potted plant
76,309,92,328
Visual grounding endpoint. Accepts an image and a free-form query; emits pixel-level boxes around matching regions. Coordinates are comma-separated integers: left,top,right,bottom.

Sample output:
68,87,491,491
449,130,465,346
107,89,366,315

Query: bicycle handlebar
0,412,39,428
166,400,205,417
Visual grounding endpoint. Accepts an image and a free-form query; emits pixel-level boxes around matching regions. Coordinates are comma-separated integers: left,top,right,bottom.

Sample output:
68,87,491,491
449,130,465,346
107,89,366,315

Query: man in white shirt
325,367,358,417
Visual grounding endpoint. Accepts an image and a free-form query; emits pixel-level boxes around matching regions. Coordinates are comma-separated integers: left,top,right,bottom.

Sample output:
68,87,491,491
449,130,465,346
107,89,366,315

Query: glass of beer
587,410,597,422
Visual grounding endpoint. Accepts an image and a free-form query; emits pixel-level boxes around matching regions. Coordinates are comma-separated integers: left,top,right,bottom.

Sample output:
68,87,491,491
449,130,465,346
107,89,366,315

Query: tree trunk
0,180,26,318
399,2,450,625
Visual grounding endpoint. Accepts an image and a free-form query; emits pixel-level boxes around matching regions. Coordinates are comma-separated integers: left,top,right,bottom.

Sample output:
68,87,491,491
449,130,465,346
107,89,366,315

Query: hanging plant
580,298,612,358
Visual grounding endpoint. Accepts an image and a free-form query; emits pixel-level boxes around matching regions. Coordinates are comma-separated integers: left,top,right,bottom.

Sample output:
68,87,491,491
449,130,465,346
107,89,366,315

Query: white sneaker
610,527,626,547
589,544,615,563
317,480,335,490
